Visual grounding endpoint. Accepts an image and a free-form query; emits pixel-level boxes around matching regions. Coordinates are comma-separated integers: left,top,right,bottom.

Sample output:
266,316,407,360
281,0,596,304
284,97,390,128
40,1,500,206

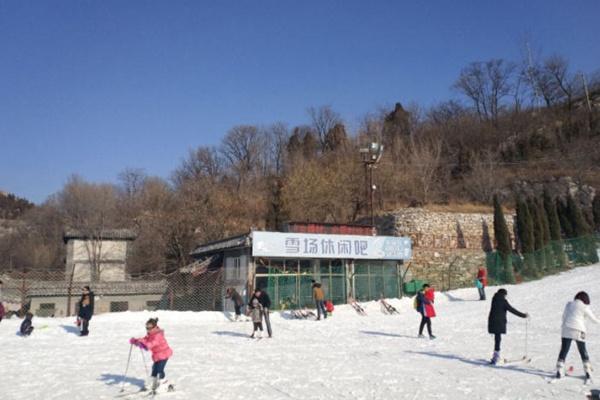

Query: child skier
226,287,244,321
416,284,436,339
476,266,487,301
130,317,173,392
555,291,600,380
77,286,94,336
249,298,264,338
487,288,528,365
20,312,34,336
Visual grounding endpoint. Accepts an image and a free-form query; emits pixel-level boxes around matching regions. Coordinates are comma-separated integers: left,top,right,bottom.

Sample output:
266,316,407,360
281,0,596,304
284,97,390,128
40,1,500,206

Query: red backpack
325,300,334,312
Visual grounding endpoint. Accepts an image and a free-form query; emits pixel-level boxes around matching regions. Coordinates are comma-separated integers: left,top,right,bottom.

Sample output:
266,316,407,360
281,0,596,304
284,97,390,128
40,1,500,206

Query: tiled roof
63,229,137,242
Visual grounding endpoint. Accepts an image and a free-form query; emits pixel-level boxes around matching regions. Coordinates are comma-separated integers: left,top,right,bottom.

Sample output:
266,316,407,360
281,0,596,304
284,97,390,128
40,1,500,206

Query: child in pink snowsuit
130,318,173,390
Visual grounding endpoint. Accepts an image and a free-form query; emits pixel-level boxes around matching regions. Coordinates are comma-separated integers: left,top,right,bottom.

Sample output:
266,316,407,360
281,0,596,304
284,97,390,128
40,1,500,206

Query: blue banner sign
252,231,411,260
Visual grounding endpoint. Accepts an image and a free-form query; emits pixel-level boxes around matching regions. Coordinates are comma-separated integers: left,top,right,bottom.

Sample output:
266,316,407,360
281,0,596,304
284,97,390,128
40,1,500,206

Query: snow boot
584,361,593,379
490,351,500,365
418,334,425,338
151,377,160,392
556,360,565,378
429,334,436,340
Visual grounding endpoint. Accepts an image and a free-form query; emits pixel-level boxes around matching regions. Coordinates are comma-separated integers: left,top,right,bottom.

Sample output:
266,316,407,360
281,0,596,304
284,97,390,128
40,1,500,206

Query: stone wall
378,208,515,291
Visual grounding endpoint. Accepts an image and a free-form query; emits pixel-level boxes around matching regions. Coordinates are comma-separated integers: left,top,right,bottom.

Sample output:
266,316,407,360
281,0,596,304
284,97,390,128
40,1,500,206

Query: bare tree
308,105,342,151
454,59,515,124
463,150,501,203
173,146,223,188
220,125,265,188
408,136,444,204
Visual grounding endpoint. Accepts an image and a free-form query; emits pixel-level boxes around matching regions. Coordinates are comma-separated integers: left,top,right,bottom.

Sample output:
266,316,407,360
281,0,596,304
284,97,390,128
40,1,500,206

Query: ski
502,356,531,365
545,373,592,385
115,388,148,398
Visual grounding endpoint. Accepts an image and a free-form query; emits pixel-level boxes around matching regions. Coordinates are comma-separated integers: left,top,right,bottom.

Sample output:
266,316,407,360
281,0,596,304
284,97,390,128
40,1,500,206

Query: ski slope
1,265,600,400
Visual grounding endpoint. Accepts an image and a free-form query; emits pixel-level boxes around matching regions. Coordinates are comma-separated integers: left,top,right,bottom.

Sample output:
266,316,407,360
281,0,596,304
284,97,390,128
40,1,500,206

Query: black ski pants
558,338,589,362
419,315,432,336
494,333,502,352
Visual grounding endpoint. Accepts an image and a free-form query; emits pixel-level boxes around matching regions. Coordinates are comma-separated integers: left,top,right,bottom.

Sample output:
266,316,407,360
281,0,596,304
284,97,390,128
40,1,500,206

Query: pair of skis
116,383,175,398
291,309,317,319
379,299,399,315
545,366,593,385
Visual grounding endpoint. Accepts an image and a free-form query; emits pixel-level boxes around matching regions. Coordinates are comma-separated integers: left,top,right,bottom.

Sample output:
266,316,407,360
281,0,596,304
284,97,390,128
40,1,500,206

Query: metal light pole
359,142,384,227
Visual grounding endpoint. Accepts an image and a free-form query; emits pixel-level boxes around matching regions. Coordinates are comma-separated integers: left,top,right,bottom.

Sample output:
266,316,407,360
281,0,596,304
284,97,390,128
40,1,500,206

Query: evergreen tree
544,189,567,268
515,198,537,277
493,195,515,283
537,197,554,270
528,198,546,272
567,194,598,264
557,199,574,238
592,194,600,233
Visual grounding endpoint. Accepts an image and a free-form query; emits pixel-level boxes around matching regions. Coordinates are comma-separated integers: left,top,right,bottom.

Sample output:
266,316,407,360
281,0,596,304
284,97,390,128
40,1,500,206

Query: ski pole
140,347,150,378
119,344,134,393
525,317,529,358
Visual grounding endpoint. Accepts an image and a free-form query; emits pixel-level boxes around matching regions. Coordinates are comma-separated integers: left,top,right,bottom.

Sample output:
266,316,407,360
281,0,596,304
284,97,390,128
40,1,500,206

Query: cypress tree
567,194,598,264
592,194,600,233
557,199,574,238
516,198,537,277
544,189,567,268
529,198,546,272
493,195,515,283
537,197,554,270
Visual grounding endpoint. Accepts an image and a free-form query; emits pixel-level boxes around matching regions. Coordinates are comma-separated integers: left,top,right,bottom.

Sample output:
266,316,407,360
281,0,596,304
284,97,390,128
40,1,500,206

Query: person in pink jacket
130,318,173,391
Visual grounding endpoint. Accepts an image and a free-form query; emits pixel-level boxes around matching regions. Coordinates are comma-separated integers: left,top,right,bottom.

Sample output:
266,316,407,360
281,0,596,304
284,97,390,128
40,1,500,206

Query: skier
226,287,244,321
476,266,487,301
249,288,272,337
249,298,264,338
555,291,600,380
77,286,94,336
487,288,528,365
20,312,34,336
312,280,327,320
416,284,436,339
130,317,173,392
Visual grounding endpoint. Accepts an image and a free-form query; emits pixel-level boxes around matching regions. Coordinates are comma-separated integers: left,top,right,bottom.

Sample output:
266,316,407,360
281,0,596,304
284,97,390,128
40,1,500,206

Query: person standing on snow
226,287,244,321
555,291,600,380
416,284,436,339
249,298,264,338
249,288,272,337
312,280,327,320
77,286,94,336
20,312,34,336
130,317,173,392
476,266,487,301
487,288,528,365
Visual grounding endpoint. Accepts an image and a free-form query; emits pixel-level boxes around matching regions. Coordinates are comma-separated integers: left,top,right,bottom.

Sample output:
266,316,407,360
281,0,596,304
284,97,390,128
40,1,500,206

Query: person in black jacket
77,286,95,336
487,288,528,364
20,312,34,336
226,287,245,321
249,288,272,337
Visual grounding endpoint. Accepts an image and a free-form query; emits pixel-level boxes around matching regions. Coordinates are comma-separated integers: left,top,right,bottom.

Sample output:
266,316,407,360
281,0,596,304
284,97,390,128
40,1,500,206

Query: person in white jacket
556,291,600,379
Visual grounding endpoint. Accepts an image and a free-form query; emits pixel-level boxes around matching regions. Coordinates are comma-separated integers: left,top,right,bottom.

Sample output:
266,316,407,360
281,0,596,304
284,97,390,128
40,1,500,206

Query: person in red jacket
130,318,173,392
416,284,436,339
476,267,488,301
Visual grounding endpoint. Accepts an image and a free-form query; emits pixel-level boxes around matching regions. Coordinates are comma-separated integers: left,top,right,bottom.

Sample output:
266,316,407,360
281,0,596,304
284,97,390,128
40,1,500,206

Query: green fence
486,234,600,284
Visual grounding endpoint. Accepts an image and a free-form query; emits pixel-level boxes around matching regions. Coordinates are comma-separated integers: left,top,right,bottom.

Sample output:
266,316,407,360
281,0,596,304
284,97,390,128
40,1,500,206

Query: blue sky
1,1,599,203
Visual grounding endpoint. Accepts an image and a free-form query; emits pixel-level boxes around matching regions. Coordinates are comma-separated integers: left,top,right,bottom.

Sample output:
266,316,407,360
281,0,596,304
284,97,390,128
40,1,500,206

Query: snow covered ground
2,265,600,400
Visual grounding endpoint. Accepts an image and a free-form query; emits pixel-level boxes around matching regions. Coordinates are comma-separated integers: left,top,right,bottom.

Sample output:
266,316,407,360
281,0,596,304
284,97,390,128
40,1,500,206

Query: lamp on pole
359,142,384,227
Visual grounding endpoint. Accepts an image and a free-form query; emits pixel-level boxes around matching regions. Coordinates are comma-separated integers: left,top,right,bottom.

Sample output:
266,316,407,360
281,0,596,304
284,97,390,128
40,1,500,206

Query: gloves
129,338,148,350
525,313,530,319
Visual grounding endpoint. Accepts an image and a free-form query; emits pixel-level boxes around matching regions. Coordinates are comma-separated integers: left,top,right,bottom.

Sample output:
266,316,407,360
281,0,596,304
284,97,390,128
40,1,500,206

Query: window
231,257,241,279
146,301,160,311
110,301,129,312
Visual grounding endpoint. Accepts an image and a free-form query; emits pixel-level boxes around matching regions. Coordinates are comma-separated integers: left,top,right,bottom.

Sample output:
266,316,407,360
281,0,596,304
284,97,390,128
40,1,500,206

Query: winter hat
575,291,590,305
497,288,507,297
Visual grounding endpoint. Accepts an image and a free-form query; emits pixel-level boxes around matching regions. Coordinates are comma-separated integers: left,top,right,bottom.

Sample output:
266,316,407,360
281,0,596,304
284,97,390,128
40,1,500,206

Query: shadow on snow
98,373,146,389
360,330,418,339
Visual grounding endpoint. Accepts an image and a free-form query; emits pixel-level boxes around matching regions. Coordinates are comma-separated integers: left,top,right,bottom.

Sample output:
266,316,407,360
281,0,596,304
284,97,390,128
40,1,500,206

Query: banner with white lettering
251,231,411,260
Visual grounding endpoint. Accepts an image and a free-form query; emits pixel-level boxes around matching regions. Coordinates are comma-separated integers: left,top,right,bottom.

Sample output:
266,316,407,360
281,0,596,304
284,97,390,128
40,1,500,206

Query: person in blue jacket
77,286,95,336
20,312,34,336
